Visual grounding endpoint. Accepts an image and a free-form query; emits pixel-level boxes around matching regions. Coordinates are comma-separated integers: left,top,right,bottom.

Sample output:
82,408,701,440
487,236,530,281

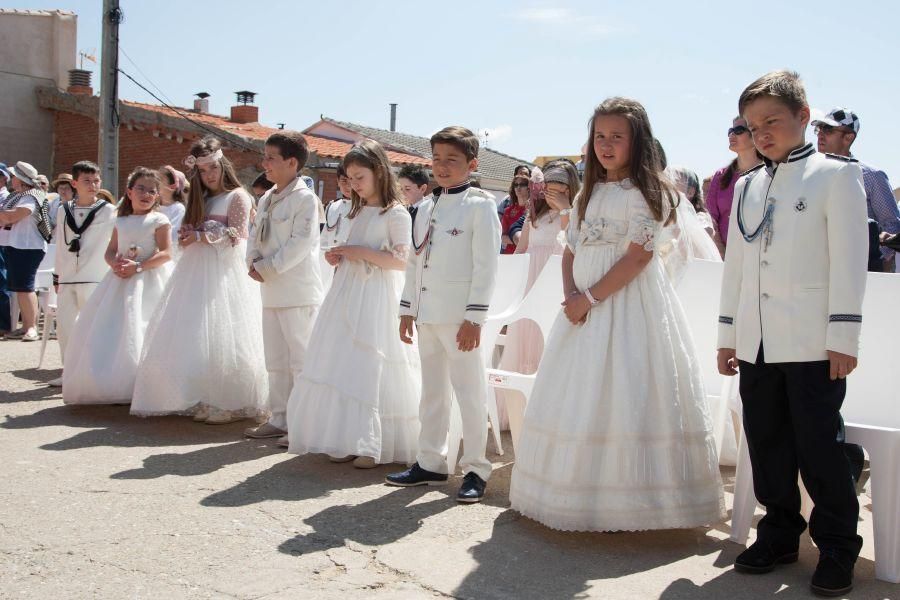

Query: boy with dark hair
717,70,868,596
51,159,116,386
245,131,324,444
397,163,430,222
387,126,501,503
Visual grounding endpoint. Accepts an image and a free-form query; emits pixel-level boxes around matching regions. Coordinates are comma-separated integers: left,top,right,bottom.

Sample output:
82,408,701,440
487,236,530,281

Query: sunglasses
728,125,749,136
513,182,529,189
815,124,853,136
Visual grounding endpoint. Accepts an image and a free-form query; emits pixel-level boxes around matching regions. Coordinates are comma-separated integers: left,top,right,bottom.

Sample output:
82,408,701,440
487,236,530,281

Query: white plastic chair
445,253,531,473
37,285,58,368
483,254,563,452
726,269,900,583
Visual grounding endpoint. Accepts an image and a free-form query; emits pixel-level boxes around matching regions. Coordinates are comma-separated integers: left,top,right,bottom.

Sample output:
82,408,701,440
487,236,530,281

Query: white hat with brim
9,161,38,187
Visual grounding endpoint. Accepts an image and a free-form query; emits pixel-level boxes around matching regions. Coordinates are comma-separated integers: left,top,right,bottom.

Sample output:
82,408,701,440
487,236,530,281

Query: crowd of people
2,68,898,597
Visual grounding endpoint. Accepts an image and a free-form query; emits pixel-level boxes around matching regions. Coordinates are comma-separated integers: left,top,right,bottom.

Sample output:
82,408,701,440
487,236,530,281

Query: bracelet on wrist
584,288,600,306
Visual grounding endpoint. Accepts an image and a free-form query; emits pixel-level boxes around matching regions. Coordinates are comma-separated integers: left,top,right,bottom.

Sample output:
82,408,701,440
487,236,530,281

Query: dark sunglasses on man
728,125,749,136
814,124,853,136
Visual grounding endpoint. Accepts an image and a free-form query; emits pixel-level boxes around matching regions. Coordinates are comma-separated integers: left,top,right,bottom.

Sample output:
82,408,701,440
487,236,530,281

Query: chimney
230,90,259,124
193,92,210,113
67,69,93,95
389,103,397,132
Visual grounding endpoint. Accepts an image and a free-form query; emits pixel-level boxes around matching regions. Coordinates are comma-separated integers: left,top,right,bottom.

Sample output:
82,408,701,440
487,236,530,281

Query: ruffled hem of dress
508,499,727,533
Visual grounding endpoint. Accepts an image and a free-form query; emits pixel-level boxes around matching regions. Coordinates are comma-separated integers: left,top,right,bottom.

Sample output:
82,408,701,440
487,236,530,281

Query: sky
10,0,900,183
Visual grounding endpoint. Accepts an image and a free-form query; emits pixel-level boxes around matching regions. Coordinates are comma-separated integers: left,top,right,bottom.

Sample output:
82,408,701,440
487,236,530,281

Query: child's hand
717,348,739,376
248,266,264,282
546,189,572,211
329,245,364,262
324,249,342,266
114,259,138,279
827,350,857,380
456,321,481,352
562,293,590,325
399,315,415,344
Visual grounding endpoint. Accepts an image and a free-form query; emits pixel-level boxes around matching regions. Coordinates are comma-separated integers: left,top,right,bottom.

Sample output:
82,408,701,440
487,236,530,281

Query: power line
117,67,262,155
118,45,177,107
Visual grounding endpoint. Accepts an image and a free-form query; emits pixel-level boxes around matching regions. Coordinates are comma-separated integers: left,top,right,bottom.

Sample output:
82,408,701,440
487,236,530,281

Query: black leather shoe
734,540,799,574
810,552,854,597
385,462,448,487
456,472,486,503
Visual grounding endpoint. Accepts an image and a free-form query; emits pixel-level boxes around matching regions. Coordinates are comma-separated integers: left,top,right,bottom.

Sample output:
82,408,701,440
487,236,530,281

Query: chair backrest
676,259,726,400
844,271,900,428
510,254,563,346
488,254,531,318
37,243,56,272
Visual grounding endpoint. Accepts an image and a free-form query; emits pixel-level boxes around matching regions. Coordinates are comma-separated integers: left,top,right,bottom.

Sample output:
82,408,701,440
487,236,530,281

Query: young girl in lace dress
63,167,174,404
131,137,268,423
509,98,725,531
286,139,420,468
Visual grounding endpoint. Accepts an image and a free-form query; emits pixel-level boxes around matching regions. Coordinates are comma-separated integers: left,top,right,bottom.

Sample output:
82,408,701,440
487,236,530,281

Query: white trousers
57,282,98,365
262,305,317,430
416,323,491,481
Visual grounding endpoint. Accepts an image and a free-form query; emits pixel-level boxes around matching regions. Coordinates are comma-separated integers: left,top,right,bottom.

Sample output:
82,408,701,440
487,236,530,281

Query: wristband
465,320,482,328
584,288,600,306
559,208,573,216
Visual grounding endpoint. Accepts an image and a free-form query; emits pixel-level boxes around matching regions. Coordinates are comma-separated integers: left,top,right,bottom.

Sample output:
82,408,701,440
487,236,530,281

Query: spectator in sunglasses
706,117,763,253
496,164,531,220
500,174,529,253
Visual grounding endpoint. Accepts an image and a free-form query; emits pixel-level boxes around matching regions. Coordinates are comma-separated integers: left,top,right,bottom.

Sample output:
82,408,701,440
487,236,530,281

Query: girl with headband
157,165,188,252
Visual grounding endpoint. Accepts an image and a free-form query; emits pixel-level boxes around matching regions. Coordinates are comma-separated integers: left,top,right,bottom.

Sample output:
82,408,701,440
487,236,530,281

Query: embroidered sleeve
204,191,251,246
386,207,412,263
626,196,662,252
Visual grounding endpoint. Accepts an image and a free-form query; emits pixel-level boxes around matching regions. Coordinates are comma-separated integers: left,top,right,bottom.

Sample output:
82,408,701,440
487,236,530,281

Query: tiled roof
34,88,428,166
314,117,533,183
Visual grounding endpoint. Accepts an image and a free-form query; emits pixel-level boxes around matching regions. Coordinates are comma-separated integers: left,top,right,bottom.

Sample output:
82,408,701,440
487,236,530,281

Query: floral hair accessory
183,149,223,169
529,166,546,202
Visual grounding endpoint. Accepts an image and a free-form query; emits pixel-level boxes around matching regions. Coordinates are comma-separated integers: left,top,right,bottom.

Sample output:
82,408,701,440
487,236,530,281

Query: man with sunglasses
813,108,900,272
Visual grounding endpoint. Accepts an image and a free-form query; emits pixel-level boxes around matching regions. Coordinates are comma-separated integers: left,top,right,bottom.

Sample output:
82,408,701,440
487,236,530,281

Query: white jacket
717,145,868,362
54,200,117,284
400,183,501,325
247,177,324,309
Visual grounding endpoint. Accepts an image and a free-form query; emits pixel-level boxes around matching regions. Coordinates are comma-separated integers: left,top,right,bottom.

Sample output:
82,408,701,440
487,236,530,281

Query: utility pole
98,0,122,196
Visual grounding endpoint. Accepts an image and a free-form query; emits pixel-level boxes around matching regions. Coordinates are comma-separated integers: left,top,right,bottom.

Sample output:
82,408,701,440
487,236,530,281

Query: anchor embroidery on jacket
794,198,807,212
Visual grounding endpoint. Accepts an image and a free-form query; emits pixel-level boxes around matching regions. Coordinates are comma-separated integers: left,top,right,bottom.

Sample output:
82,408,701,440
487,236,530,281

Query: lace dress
62,212,174,404
286,204,421,463
509,180,725,531
131,190,268,417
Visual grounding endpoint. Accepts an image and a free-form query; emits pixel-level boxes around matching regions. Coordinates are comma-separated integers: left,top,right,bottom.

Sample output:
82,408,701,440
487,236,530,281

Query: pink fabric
706,167,736,245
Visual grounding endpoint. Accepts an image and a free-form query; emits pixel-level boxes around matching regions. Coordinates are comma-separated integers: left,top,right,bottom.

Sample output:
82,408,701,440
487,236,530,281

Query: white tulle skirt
130,241,268,417
286,260,421,464
509,245,725,532
62,264,174,404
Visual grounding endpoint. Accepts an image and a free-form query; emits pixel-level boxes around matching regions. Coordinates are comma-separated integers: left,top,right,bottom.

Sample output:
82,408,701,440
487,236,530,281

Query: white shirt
4,194,47,251
54,201,117,283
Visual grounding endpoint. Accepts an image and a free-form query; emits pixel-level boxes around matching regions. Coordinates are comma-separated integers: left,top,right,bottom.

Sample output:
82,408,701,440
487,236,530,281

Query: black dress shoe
385,462,448,487
734,540,799,574
457,472,486,503
810,551,854,597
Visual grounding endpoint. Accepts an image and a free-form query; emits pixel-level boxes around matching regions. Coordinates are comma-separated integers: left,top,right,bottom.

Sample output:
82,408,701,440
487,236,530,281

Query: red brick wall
53,112,263,195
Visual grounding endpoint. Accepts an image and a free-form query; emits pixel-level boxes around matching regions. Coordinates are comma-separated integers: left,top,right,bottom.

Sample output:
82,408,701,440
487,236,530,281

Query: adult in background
707,117,763,254
49,173,76,231
0,162,49,341
496,164,531,219
0,163,11,334
500,172,529,253
813,107,900,273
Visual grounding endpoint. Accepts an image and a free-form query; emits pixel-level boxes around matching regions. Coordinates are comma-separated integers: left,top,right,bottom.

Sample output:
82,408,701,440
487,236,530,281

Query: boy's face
262,145,298,186
398,177,427,205
57,182,75,201
431,143,476,188
337,174,352,198
73,171,102,200
743,96,810,163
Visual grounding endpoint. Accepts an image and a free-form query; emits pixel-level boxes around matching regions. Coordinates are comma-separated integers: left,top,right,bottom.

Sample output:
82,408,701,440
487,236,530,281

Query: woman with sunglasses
707,117,763,253
500,173,530,253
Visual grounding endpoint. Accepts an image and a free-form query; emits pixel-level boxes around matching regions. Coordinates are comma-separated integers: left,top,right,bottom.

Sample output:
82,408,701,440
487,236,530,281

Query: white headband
183,148,223,169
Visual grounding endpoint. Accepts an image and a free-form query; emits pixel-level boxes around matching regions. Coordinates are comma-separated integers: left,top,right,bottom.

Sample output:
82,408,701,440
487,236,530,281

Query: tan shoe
244,422,286,439
328,455,355,463
275,435,289,448
205,409,246,425
192,405,210,422
352,456,378,469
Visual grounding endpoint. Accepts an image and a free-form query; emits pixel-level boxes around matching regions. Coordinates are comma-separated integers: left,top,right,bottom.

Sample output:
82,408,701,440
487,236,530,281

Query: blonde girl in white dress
63,167,174,404
286,139,420,468
131,137,268,423
509,98,725,532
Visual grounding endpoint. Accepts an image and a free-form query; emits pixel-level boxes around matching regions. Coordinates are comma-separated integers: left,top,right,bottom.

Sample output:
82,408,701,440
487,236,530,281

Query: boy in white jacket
245,131,324,443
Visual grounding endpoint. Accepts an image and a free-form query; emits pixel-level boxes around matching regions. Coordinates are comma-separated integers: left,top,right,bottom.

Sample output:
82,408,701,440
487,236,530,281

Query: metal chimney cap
194,92,211,99
235,91,257,105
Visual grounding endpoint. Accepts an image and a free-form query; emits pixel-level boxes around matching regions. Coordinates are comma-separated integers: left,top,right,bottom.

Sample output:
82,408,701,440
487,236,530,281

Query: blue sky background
11,1,900,184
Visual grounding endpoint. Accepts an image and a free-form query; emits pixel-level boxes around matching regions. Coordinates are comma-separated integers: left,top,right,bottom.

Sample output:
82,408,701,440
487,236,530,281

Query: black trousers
738,346,862,560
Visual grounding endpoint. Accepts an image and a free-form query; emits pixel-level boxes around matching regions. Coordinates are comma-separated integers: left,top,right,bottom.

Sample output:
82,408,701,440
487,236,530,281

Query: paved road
0,338,892,599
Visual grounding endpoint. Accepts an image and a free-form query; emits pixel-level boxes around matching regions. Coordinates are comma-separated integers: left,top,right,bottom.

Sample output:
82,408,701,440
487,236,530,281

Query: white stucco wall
0,9,77,175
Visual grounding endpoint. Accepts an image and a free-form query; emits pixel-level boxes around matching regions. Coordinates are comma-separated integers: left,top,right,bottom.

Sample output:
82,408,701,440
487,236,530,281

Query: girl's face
198,161,223,193
158,181,175,205
57,183,75,201
728,117,753,153
128,177,159,214
546,181,570,203
592,114,632,178
346,164,377,202
513,178,529,203
337,174,352,198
